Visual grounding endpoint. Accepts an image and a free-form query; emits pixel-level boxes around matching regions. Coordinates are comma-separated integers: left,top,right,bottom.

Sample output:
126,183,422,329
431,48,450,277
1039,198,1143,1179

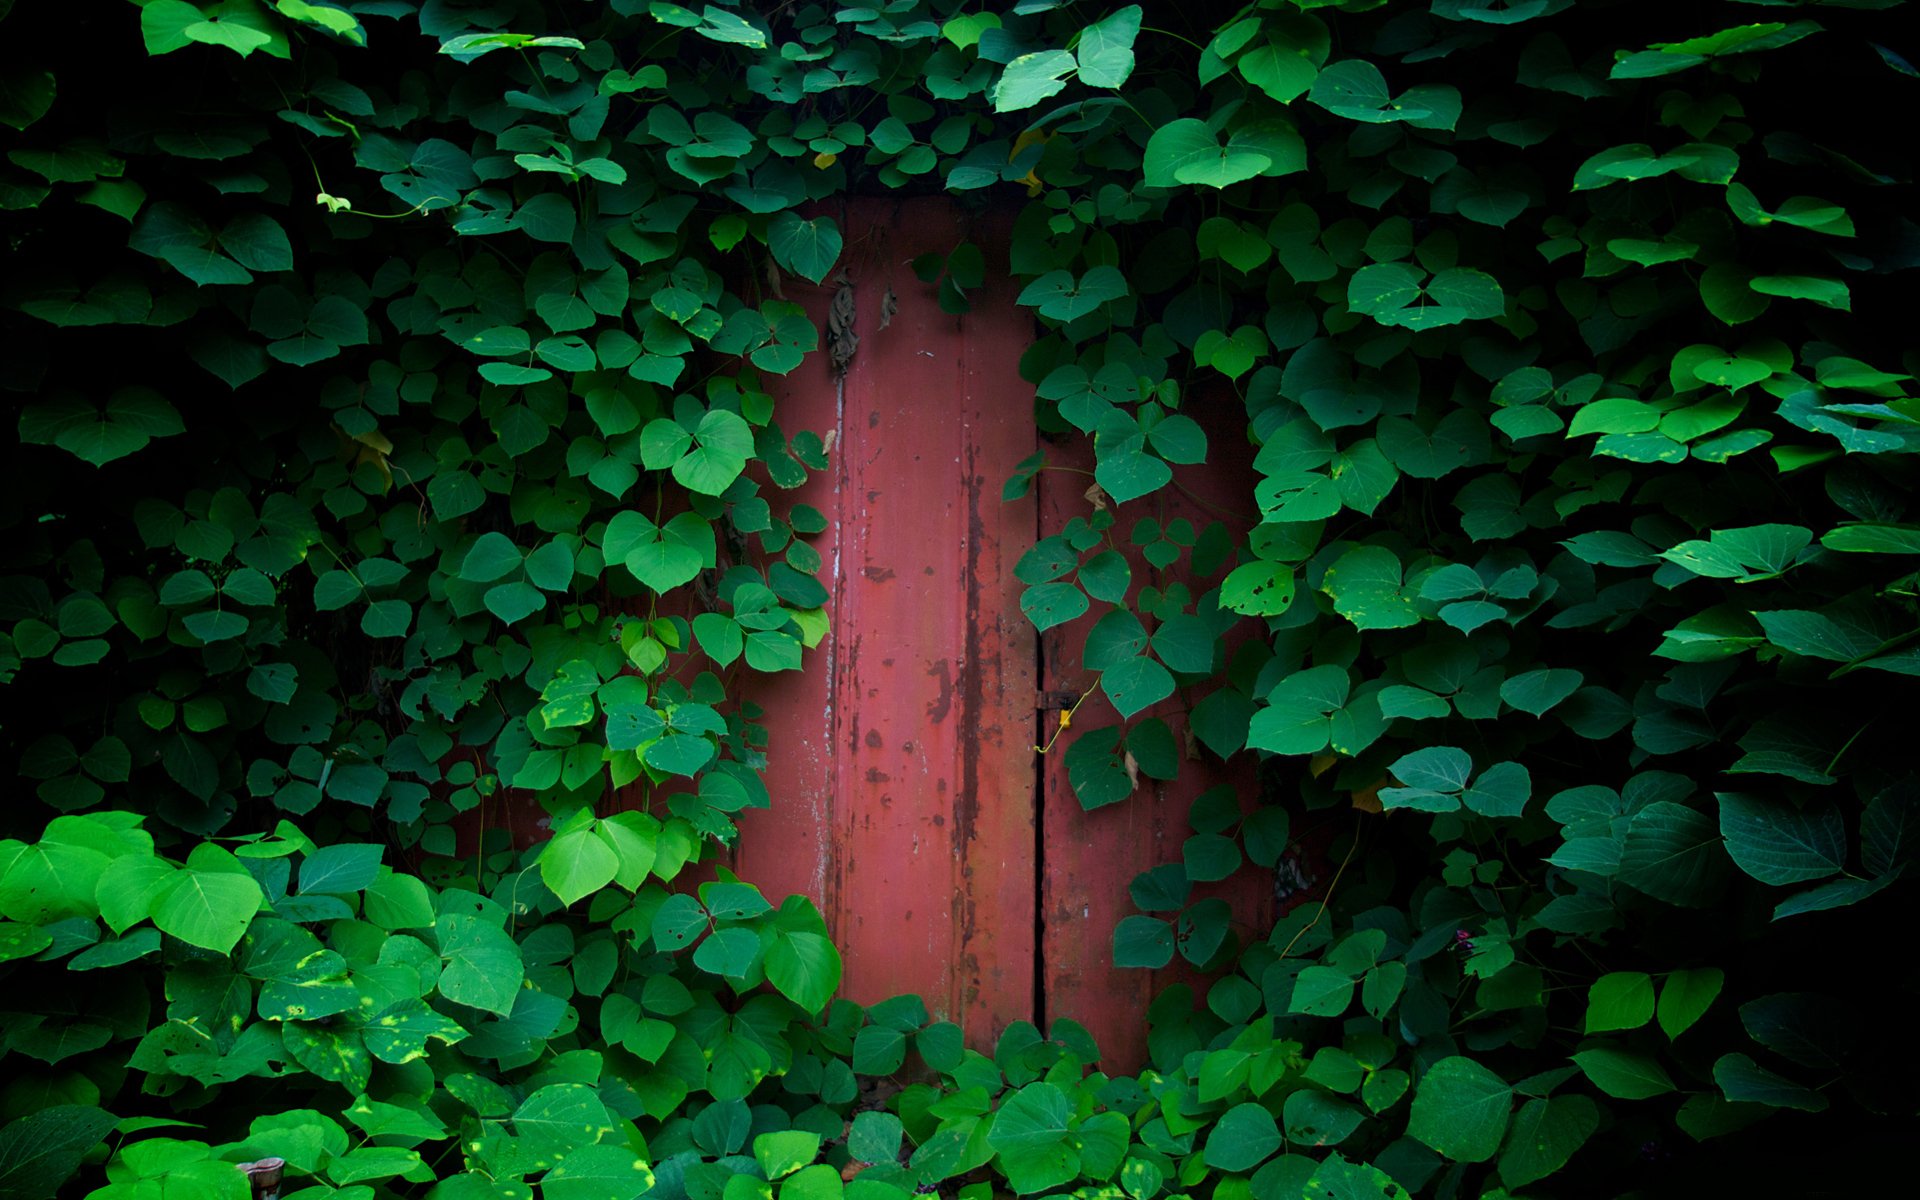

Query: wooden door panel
734,198,1039,1045
699,200,1276,1072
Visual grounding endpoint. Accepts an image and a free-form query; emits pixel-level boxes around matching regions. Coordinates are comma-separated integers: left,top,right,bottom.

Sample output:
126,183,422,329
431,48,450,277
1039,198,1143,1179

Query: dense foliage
2,1,1917,1198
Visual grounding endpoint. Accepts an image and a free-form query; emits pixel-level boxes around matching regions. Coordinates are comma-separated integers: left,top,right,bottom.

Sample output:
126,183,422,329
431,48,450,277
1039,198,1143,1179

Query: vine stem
1140,26,1205,51
1829,627,1920,678
1275,815,1366,960
1032,684,1098,753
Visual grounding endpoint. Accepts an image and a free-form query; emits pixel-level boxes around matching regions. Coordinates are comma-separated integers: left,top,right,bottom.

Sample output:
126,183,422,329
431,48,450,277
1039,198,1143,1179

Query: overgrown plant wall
0,2,1916,1199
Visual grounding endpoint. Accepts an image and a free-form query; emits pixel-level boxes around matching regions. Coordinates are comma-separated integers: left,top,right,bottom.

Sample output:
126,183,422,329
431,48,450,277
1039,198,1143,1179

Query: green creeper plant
2,1,1917,1198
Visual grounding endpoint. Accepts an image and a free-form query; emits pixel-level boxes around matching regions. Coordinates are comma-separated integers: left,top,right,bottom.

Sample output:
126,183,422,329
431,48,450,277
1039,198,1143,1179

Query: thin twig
1276,817,1366,960
1032,684,1098,753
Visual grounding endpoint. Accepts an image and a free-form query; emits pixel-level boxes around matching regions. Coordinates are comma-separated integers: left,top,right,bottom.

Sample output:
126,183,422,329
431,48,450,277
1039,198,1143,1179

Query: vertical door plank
735,198,1039,1045
1036,400,1274,1072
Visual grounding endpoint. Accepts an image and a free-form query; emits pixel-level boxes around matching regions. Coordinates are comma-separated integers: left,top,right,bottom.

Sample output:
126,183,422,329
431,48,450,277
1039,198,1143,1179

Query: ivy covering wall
1,1,1916,1198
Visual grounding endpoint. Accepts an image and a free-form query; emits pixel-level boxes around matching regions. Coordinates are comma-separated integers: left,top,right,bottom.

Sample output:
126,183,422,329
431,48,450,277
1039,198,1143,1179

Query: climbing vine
1,2,1916,1199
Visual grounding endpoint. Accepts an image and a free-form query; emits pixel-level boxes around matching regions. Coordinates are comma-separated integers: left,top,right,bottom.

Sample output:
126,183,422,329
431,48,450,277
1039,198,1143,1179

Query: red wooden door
730,198,1271,1071
735,198,1040,1044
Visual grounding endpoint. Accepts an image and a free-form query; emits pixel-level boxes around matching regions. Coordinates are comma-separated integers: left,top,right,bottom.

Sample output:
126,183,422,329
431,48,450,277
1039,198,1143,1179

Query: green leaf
1388,746,1471,793
1742,992,1852,1070
768,213,842,284
1749,275,1850,311
992,51,1078,112
1112,915,1173,968
0,923,55,964
1663,524,1811,581
1323,546,1419,629
756,1131,822,1180
848,1112,903,1167
1238,32,1320,105
220,214,291,272
1463,762,1531,818
151,868,262,953
0,1106,119,1200
1078,551,1131,603
1020,582,1088,632
1202,1102,1281,1172
1248,665,1349,756
1022,266,1130,323
1700,263,1770,325
765,930,840,1013
1152,614,1215,674
541,825,621,907
1657,967,1724,1039
593,813,658,891
746,630,802,672
651,893,708,950
484,580,545,625
0,68,56,132
645,734,715,778
672,411,754,496
1583,972,1655,1033
1821,524,1920,555
513,1084,616,1163
299,844,382,895
988,1083,1077,1194
1778,873,1899,920
360,599,410,639
1283,1091,1361,1148
1863,785,1918,876
853,1025,906,1075
701,881,772,921
1751,608,1868,663
364,871,435,931
779,1164,842,1200
916,1023,964,1073
1304,1154,1405,1200
1571,1045,1675,1099
20,390,184,466
458,537,522,583
544,1144,655,1200
1713,1053,1828,1111
1497,1096,1599,1190
1221,561,1295,616
142,1,214,55
1143,118,1304,189
362,998,469,1064
1288,966,1355,1017
1101,656,1174,719
625,542,704,596
1718,792,1846,885
1076,6,1142,89
436,914,524,1016
692,926,762,977
1083,610,1148,672
1618,801,1730,906
95,856,176,933
1015,537,1076,584
1407,1057,1510,1163
1500,668,1583,716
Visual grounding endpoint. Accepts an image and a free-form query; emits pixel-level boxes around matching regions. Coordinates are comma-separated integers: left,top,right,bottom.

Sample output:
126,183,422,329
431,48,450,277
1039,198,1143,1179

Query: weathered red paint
1035,407,1275,1072
733,197,1039,1045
